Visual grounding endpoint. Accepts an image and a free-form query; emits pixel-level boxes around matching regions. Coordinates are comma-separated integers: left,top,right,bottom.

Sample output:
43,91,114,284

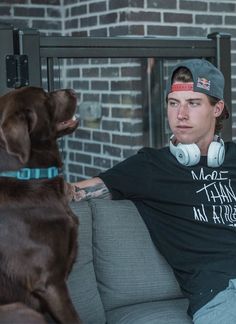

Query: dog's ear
0,111,37,164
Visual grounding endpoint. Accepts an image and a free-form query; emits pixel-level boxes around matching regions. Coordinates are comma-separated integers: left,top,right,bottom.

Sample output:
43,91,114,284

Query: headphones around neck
169,135,225,167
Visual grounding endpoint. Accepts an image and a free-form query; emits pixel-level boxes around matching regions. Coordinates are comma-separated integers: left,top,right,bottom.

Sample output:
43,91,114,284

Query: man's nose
177,103,189,120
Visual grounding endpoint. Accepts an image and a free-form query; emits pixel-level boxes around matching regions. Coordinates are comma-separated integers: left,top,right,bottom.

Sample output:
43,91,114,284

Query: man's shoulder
225,141,236,147
221,141,236,165
138,146,169,158
225,141,236,153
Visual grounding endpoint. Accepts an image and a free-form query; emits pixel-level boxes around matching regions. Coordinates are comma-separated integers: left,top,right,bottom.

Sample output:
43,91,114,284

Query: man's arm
70,177,111,202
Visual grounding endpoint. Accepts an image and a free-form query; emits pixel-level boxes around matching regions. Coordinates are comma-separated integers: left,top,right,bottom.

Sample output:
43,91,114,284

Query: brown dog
0,303,47,324
0,87,81,323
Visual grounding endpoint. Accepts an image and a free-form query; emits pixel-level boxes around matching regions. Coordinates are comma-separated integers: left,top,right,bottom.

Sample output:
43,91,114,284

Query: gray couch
68,199,192,324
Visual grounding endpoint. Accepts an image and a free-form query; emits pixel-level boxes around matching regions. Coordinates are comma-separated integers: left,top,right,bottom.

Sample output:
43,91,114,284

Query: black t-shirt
99,141,236,317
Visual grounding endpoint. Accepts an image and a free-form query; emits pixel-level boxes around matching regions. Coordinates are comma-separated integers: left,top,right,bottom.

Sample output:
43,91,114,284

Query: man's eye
169,101,178,107
189,101,199,107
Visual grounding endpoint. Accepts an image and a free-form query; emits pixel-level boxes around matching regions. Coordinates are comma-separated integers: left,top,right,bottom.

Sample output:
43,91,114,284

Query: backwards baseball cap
166,59,225,100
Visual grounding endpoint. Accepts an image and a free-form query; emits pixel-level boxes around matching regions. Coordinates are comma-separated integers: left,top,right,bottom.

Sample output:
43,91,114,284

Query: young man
71,59,236,324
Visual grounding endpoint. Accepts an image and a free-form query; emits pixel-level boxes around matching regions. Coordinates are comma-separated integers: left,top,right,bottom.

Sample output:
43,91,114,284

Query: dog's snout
67,89,77,99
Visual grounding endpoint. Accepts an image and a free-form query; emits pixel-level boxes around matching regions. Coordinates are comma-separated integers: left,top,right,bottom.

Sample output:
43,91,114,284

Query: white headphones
169,135,225,167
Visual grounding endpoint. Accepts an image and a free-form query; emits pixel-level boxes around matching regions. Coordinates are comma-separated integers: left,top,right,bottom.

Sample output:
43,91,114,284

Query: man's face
167,85,224,152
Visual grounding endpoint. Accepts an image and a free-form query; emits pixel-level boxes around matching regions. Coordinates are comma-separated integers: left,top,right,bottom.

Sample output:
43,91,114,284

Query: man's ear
0,111,37,164
214,100,225,117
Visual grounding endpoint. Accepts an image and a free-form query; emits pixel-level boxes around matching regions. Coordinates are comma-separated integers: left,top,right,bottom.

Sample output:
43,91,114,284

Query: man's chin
174,135,195,145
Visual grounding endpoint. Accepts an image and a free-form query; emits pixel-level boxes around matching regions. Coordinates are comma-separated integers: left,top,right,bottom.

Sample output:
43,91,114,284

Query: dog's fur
0,303,47,324
0,87,81,323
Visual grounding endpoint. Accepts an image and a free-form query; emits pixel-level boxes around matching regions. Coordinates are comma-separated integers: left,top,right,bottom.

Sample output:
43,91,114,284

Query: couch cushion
68,201,106,324
90,199,183,312
106,298,191,324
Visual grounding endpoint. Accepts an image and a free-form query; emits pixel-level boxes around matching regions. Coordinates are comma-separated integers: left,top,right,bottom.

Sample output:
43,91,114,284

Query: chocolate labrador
0,87,81,323
0,303,47,324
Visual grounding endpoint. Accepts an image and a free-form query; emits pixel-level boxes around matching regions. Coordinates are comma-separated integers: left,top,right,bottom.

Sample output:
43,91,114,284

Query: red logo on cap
197,77,211,91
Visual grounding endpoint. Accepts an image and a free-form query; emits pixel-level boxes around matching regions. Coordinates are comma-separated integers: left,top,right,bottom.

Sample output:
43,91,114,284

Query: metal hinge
6,54,29,88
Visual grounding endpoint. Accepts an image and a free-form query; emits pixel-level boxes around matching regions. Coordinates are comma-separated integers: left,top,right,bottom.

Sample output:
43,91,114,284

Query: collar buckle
17,168,31,180
48,167,58,178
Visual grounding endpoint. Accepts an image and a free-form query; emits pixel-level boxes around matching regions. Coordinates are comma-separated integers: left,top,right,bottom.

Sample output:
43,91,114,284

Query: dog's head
0,86,79,165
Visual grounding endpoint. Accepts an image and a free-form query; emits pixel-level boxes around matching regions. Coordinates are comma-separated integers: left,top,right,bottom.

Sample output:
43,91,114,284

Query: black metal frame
0,26,18,95
0,26,232,144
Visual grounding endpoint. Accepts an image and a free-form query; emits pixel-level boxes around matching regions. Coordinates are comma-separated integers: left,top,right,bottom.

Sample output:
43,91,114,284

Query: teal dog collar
0,167,61,180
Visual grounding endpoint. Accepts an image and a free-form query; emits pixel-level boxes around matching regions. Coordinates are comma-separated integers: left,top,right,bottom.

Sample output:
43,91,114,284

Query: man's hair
171,67,229,133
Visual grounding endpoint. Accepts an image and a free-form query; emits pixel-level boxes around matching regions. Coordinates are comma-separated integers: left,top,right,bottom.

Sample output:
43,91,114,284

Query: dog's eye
14,111,26,121
25,110,37,133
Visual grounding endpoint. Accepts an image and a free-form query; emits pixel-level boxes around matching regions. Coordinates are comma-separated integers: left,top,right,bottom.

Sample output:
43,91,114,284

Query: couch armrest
68,201,106,324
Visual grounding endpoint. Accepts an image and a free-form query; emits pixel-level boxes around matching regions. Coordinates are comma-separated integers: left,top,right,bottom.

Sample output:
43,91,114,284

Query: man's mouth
176,125,192,129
